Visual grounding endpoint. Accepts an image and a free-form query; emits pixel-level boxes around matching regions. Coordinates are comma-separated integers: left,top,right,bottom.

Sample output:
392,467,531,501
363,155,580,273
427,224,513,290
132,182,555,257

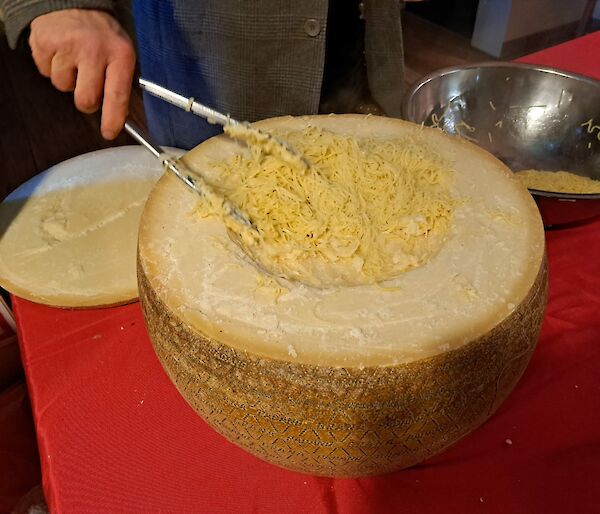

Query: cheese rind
138,114,547,477
138,242,547,477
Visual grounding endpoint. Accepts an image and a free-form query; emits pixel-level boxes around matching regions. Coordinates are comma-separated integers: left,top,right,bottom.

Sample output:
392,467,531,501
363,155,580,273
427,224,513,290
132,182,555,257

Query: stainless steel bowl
402,62,600,226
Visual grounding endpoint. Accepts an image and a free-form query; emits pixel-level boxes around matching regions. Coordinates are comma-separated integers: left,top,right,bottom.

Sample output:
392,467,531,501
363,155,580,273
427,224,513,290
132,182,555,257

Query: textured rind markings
138,256,548,477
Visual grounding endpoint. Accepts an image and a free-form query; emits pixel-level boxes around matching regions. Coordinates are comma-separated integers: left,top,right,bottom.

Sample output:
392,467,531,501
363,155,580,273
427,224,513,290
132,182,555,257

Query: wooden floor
0,12,491,200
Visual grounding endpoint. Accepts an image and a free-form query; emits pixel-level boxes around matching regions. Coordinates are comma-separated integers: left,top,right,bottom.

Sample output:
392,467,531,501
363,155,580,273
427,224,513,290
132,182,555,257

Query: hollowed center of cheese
197,126,455,287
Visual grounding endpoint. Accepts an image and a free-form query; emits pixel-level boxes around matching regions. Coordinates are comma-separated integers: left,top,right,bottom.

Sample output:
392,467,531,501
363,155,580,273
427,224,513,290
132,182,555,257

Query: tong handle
139,78,239,127
137,77,309,170
124,121,195,192
124,121,164,159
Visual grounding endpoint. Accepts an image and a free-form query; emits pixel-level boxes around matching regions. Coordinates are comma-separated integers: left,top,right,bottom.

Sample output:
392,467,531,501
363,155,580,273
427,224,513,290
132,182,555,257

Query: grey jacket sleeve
0,0,114,48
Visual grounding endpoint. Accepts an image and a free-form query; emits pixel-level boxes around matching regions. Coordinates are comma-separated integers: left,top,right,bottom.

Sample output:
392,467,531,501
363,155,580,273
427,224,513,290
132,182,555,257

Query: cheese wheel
138,115,547,476
0,147,168,308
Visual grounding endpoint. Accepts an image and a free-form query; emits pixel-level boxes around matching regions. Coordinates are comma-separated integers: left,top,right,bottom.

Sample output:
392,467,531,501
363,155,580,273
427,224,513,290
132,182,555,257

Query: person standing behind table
1,0,423,150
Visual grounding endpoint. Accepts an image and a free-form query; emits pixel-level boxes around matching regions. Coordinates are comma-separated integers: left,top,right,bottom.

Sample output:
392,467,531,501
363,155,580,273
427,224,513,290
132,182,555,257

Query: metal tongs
124,78,312,234
138,78,309,169
123,121,256,231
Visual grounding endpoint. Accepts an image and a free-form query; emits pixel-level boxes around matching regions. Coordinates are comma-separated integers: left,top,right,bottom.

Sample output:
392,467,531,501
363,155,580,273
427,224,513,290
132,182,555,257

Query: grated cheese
224,123,308,170
515,169,600,194
581,118,600,140
196,125,455,287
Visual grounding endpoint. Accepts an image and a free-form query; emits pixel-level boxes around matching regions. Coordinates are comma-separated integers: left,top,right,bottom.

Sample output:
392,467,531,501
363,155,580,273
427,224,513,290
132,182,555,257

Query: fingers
32,43,135,139
29,32,53,77
50,53,77,92
27,9,136,138
100,46,136,139
74,59,106,114
32,43,105,111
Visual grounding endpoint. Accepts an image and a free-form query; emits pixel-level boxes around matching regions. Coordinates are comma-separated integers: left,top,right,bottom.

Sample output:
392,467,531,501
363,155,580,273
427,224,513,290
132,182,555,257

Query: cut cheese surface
139,115,545,367
0,146,171,307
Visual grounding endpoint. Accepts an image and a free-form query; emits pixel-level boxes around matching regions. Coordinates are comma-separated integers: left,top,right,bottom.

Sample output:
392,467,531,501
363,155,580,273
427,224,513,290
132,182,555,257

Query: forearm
0,0,114,48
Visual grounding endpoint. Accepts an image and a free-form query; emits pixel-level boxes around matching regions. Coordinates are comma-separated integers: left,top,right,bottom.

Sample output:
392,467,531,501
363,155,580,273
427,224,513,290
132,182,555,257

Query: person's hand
29,9,136,140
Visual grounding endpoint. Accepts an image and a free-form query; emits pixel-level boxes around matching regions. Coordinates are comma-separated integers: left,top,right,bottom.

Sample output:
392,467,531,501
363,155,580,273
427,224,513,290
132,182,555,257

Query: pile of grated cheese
197,124,455,287
515,169,600,194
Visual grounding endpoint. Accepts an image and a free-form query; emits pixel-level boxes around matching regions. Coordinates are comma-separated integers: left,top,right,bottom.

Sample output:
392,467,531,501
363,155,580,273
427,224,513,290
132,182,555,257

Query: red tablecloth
13,33,600,513
515,31,600,79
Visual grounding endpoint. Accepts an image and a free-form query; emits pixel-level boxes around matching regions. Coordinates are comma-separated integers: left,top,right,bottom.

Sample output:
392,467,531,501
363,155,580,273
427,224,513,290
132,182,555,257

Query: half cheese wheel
0,146,173,308
138,115,547,476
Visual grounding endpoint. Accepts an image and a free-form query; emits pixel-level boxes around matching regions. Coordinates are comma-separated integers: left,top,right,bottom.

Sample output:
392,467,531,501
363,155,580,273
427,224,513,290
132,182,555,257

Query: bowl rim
401,61,600,120
401,61,600,201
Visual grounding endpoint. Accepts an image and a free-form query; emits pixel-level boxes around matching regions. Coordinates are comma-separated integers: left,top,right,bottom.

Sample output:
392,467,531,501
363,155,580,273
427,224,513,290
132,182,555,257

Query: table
14,32,600,513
